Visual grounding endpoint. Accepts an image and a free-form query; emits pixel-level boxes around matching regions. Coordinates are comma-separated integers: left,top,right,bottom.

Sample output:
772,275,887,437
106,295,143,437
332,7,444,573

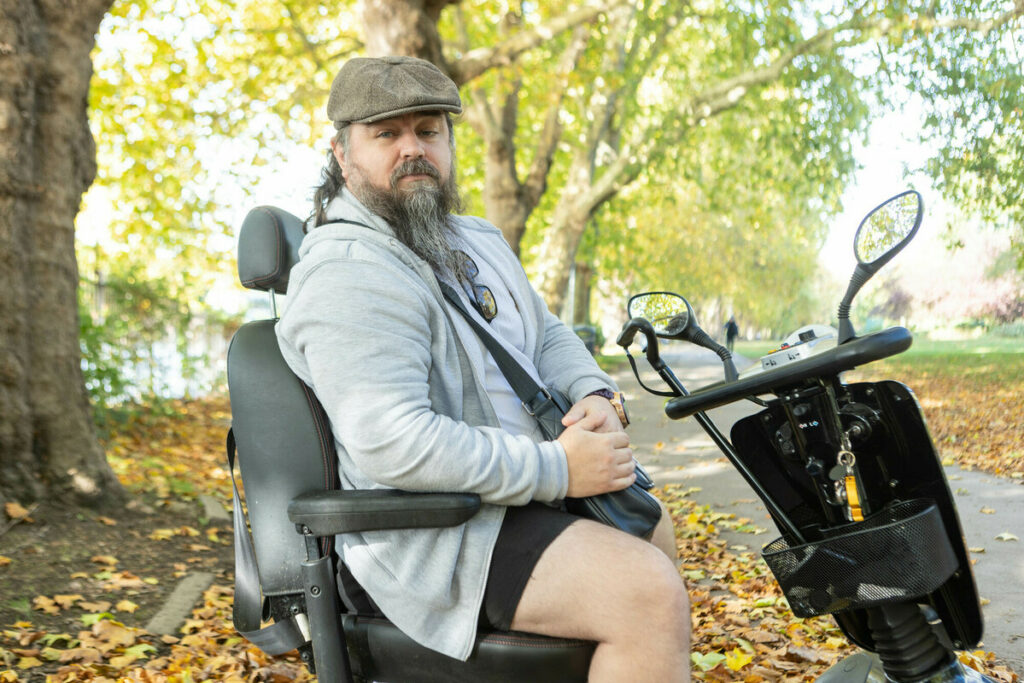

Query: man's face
332,112,452,197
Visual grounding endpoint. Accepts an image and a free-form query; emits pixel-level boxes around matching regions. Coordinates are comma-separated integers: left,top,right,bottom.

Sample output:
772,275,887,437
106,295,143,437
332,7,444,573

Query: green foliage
77,0,1024,407
890,0,1024,268
80,0,353,412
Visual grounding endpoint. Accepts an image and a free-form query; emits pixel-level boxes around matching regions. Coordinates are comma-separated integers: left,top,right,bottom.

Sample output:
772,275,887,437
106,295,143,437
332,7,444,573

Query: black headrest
237,206,306,294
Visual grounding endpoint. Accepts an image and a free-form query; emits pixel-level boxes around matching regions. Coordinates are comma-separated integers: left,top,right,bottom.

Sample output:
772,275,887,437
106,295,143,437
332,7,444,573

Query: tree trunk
533,192,592,317
360,0,459,68
0,0,123,508
573,261,593,325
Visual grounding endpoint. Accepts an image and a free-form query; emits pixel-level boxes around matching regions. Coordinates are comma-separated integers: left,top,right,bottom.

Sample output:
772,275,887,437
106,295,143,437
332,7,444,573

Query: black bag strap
227,428,306,655
437,279,564,417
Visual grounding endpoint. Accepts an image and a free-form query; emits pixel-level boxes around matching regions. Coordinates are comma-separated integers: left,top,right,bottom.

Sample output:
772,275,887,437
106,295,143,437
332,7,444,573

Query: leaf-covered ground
848,351,1024,480
1,375,1021,681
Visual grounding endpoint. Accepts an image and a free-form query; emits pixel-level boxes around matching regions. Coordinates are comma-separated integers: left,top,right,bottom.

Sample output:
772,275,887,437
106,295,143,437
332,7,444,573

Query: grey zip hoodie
275,190,616,659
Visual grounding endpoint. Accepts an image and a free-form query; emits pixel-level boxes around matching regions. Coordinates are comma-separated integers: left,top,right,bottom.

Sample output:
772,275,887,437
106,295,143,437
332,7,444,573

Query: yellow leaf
53,594,84,609
109,653,139,668
4,502,29,520
32,596,59,614
0,556,11,567
91,619,136,648
90,555,118,566
149,528,176,541
79,600,111,613
116,600,139,613
725,648,754,671
98,516,118,526
58,646,103,663
17,655,43,669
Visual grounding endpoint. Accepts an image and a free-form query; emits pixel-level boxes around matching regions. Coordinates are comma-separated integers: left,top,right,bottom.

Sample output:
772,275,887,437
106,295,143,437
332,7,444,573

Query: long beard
349,159,465,279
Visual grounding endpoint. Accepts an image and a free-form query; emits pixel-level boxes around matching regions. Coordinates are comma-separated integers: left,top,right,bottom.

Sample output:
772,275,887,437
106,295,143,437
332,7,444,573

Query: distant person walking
724,316,739,352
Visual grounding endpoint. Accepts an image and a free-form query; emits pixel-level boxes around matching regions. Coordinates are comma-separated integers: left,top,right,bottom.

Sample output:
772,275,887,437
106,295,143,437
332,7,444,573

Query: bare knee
615,544,690,634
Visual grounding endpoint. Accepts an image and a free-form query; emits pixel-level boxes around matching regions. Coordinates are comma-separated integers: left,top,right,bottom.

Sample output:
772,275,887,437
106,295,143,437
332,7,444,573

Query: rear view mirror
854,190,923,271
627,292,695,339
838,190,923,344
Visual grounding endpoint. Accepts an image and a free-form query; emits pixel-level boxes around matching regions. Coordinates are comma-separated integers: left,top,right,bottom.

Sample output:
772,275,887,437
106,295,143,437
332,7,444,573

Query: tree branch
279,0,325,70
449,0,629,86
522,25,592,207
686,5,1024,125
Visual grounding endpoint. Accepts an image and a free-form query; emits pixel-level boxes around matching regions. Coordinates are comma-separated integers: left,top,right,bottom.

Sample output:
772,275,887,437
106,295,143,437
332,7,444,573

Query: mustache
390,159,441,187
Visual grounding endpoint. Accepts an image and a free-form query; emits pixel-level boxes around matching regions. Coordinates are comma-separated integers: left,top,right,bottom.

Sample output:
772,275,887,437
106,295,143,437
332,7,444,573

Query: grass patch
733,340,782,359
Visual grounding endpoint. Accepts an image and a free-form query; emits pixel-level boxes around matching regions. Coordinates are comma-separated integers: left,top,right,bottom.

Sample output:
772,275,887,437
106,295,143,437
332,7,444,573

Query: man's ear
330,139,347,179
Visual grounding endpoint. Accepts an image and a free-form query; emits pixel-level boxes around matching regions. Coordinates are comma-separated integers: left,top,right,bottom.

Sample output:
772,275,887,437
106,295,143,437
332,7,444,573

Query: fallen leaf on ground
4,502,30,520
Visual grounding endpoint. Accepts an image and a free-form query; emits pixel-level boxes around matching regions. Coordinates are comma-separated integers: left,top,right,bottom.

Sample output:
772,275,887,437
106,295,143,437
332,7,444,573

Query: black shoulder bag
438,280,662,538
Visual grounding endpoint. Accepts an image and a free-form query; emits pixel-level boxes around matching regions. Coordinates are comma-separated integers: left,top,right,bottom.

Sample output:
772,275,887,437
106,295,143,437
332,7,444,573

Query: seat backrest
227,206,336,596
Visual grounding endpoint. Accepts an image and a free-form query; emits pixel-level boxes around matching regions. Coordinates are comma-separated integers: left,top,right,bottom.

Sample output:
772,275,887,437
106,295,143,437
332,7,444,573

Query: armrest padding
288,489,481,536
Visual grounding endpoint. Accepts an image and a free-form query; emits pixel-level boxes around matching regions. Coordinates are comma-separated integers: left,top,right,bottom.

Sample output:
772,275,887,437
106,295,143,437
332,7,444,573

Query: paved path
612,346,1024,672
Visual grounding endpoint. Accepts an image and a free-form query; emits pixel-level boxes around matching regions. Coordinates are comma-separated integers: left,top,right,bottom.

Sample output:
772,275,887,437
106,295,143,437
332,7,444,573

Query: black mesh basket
762,499,958,618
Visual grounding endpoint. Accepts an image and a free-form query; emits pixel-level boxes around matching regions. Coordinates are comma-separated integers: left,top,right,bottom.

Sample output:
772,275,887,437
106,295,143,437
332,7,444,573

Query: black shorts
480,501,579,631
335,502,579,631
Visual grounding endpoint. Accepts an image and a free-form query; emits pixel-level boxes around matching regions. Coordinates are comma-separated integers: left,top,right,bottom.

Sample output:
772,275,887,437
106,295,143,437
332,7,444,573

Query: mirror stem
687,328,739,382
837,265,873,344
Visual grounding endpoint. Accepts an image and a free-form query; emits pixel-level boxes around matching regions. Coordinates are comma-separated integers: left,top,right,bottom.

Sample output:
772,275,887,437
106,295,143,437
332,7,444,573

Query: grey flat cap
327,56,462,128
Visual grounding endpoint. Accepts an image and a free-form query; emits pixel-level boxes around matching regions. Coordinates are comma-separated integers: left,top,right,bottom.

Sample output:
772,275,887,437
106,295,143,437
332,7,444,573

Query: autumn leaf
116,600,140,614
0,556,11,567
32,596,59,615
692,651,727,671
725,647,754,671
53,594,84,609
90,555,118,566
81,613,116,627
16,655,43,669
995,532,1019,542
79,600,112,613
4,502,30,520
58,646,103,664
98,516,118,526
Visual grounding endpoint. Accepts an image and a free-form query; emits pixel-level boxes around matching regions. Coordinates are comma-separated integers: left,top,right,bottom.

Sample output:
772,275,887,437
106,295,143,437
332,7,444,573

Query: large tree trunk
0,0,123,508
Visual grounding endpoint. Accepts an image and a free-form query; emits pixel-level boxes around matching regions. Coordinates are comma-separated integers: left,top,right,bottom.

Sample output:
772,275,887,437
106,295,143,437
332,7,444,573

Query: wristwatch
587,389,630,427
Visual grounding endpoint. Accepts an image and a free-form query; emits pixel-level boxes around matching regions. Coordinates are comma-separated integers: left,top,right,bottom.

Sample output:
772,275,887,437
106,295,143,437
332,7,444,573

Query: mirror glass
854,190,923,265
628,292,693,338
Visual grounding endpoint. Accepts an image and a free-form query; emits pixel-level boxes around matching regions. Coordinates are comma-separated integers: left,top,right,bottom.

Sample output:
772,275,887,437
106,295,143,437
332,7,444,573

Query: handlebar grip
616,318,648,348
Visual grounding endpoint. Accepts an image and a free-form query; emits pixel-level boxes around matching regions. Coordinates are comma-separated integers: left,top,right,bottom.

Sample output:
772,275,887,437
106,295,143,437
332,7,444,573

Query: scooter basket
762,499,958,618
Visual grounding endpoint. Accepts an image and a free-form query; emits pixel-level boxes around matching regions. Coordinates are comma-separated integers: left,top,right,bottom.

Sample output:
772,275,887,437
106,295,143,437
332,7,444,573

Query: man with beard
276,56,690,681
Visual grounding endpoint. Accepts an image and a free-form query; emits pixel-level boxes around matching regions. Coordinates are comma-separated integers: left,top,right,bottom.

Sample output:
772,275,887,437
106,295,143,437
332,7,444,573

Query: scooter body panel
730,380,983,652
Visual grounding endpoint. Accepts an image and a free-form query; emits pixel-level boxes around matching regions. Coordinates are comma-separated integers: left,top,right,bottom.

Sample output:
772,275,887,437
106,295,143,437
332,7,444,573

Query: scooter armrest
288,489,481,536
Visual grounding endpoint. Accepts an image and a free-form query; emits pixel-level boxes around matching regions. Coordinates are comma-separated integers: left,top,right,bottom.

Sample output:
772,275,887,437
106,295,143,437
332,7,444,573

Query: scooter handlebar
665,326,913,419
617,318,662,366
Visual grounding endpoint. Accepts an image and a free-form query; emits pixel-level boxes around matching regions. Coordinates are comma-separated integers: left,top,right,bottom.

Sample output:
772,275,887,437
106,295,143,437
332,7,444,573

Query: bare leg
647,498,678,561
510,519,691,682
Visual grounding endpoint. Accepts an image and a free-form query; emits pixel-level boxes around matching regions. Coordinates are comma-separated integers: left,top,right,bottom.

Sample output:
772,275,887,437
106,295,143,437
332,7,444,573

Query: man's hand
561,394,624,434
558,412,635,497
